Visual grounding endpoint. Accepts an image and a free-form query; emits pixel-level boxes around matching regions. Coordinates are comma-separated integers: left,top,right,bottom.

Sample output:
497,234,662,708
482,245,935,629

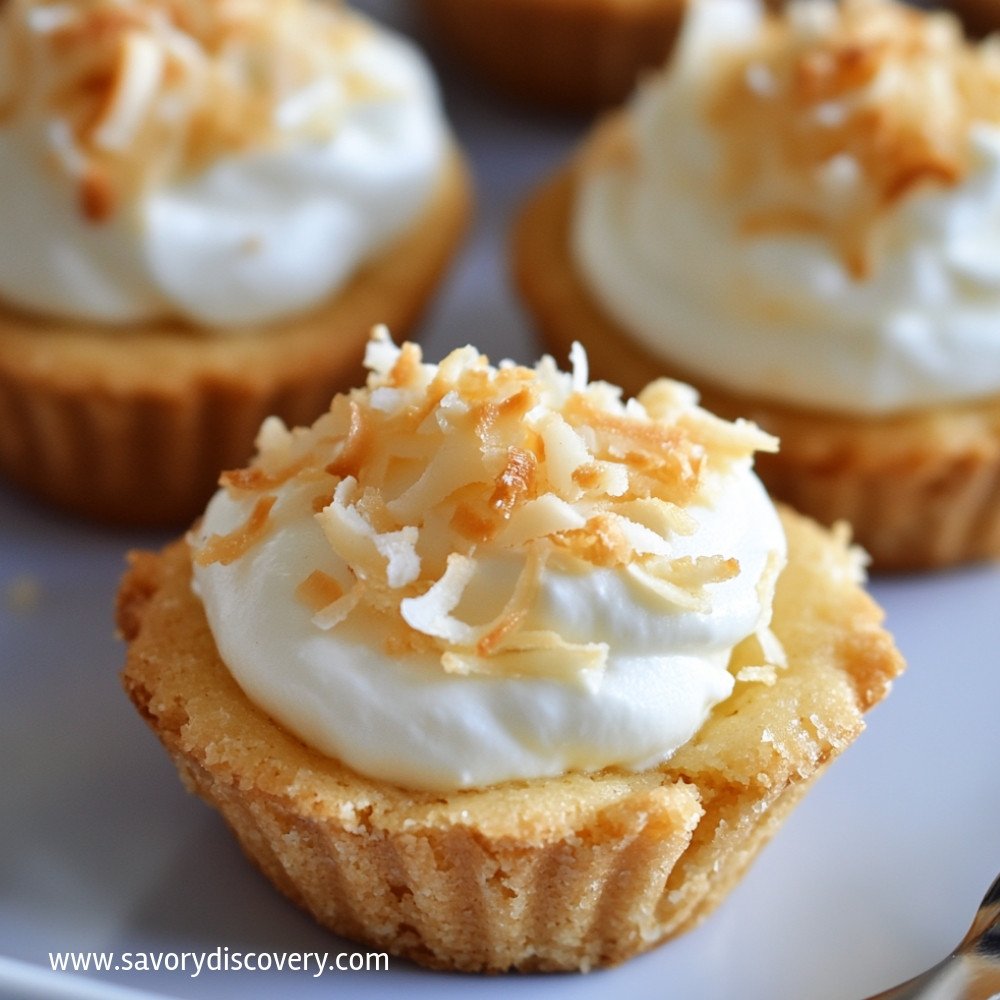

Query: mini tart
0,149,470,527
119,506,902,972
416,0,688,111
512,155,1000,571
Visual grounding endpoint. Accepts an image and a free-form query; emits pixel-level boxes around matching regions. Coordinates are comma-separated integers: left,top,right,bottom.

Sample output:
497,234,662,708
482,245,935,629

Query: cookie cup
118,507,902,972
0,149,470,527
417,0,688,111
513,159,1000,571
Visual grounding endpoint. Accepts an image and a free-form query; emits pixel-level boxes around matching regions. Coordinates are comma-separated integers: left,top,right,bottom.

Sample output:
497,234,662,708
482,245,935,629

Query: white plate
3,3,999,997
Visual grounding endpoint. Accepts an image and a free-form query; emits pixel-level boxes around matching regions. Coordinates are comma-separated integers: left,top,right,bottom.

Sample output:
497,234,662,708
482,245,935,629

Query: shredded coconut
192,326,781,682
705,0,1000,278
0,0,382,219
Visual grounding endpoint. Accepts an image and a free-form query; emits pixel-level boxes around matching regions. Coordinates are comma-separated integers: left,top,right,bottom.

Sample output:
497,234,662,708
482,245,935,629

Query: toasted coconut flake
625,563,711,612
676,412,779,464
555,513,641,568
535,411,593,500
401,543,550,668
92,30,165,151
703,0,1000,276
194,494,276,566
489,447,537,519
220,457,307,495
631,377,700,418
255,415,293,457
400,553,478,645
442,638,607,689
316,478,418,588
324,400,368,479
210,330,781,683
576,460,629,497
312,581,365,631
295,569,344,612
614,497,696,538
475,606,529,658
624,554,740,612
372,526,420,588
1,0,383,217
494,494,586,548
605,513,676,557
568,341,589,392
386,436,493,523
474,543,546,656
387,340,424,389
364,323,404,379
473,386,537,446
428,390,469,433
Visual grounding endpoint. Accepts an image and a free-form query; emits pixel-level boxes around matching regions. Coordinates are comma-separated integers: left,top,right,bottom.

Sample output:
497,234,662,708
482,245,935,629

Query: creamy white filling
571,0,1000,415
0,23,447,328
192,462,786,791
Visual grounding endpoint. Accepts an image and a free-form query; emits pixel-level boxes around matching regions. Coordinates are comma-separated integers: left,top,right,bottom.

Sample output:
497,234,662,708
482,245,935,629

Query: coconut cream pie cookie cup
118,328,903,972
514,0,1000,569
0,0,470,526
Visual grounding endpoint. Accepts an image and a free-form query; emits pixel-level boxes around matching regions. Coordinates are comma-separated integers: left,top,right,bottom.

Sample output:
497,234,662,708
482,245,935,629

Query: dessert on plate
119,327,903,972
0,0,470,525
514,0,1000,569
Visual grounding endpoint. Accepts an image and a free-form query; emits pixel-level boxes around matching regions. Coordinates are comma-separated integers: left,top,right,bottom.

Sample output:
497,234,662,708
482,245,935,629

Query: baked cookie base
118,509,902,972
513,161,1000,571
0,148,471,527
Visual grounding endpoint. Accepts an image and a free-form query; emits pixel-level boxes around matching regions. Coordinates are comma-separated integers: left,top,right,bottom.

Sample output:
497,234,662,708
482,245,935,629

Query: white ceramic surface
2,2,999,997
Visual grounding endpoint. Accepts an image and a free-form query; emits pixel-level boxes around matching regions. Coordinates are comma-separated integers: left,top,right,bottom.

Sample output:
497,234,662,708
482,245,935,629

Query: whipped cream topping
0,0,447,327
572,0,1000,415
191,329,787,791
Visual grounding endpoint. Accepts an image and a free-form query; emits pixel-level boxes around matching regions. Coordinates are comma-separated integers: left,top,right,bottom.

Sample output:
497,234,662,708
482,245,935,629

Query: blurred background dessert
515,0,1000,569
0,0,470,525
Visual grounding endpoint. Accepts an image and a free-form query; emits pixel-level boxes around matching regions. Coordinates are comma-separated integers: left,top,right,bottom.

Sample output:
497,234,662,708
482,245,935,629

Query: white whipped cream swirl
0,7,447,328
572,0,1000,415
191,336,787,791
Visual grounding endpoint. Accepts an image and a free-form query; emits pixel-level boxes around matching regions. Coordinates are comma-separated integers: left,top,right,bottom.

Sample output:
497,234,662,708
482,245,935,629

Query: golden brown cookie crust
512,151,1000,570
118,507,903,972
0,147,472,526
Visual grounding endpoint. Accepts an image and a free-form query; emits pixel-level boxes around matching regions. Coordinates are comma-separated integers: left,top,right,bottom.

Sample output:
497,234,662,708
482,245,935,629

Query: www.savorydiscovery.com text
48,947,389,978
